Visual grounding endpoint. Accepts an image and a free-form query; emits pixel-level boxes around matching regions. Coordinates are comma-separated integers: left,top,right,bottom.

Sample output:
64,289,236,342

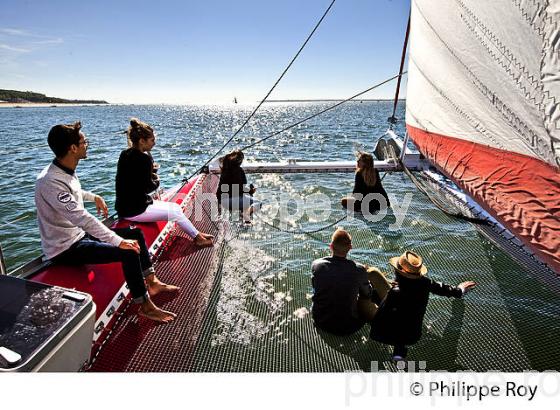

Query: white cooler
0,275,95,372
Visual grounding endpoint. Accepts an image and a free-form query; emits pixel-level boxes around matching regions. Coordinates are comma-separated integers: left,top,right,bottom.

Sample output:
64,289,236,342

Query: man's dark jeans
53,227,152,302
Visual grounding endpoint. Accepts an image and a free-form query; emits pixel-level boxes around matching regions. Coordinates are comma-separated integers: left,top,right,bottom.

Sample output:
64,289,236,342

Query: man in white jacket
35,121,177,323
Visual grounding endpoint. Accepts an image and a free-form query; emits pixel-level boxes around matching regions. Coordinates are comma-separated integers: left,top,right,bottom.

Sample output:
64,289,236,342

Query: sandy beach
0,102,109,108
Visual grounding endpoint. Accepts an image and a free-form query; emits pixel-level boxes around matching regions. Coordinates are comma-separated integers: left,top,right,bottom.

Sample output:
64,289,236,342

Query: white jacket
35,161,122,259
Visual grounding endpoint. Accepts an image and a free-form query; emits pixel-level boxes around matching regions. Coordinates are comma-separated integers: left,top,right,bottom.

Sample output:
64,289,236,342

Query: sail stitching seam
513,0,560,128
511,0,559,162
538,0,560,166
408,59,505,151
512,0,548,40
461,0,560,167
414,1,554,163
457,0,548,116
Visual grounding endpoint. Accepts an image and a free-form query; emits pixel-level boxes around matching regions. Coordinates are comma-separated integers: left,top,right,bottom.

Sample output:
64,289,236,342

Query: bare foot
200,232,214,240
145,274,180,297
194,233,213,247
138,300,176,323
147,280,181,297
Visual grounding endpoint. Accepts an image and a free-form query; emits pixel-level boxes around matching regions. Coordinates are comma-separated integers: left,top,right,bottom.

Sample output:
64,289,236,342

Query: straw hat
389,251,428,279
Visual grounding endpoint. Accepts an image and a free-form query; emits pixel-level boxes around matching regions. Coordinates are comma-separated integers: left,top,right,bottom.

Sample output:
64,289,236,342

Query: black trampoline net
188,173,560,372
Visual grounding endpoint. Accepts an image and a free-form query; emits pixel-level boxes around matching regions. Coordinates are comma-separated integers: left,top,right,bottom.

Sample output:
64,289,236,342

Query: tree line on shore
0,89,108,104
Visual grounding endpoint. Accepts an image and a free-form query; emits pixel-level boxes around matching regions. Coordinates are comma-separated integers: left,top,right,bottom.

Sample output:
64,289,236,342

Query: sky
0,0,409,104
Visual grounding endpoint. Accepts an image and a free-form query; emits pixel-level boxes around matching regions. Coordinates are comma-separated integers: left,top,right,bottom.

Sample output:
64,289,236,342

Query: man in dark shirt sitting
311,228,377,335
311,228,476,362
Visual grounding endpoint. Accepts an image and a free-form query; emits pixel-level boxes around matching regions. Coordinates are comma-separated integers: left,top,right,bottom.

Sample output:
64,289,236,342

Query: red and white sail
406,0,560,272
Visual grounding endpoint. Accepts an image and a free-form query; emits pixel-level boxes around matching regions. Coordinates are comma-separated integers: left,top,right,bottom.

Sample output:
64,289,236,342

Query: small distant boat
233,97,238,104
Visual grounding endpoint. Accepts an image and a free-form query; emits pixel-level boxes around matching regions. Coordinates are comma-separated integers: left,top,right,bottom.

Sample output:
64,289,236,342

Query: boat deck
86,173,560,372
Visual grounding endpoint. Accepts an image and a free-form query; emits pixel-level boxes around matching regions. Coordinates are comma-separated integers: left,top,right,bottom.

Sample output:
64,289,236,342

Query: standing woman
115,118,213,247
341,151,390,214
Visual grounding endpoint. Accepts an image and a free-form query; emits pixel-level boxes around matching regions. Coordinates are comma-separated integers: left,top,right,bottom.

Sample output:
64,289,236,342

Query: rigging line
188,173,252,243
185,173,224,236
239,73,407,152
401,162,489,225
388,11,411,126
0,214,30,229
181,0,338,184
254,212,348,236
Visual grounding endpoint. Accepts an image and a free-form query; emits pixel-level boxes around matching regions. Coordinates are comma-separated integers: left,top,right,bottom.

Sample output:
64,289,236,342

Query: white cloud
0,29,63,73
0,27,63,50
0,28,29,36
32,38,63,45
0,44,30,53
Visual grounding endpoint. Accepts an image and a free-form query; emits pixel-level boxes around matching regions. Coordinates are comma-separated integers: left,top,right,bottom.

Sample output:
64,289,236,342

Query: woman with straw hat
369,251,476,360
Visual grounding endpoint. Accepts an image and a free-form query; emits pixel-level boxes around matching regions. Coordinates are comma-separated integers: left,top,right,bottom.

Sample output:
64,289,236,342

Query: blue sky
0,0,409,104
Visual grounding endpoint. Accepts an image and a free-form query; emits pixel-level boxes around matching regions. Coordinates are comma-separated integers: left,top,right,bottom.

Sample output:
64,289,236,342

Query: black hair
47,121,82,158
220,149,244,173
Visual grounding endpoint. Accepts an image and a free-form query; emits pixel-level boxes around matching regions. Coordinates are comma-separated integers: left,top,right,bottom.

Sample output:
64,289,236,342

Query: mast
388,12,410,127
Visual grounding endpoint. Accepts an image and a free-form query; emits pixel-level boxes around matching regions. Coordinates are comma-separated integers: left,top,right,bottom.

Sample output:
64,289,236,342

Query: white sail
406,0,560,272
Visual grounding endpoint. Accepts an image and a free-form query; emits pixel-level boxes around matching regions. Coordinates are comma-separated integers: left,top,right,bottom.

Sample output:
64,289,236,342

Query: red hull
408,124,560,273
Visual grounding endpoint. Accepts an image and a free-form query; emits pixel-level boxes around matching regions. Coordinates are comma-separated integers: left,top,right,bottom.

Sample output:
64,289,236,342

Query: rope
240,73,406,151
191,174,226,236
0,214,30,228
401,162,489,225
254,212,348,236
181,0,338,184
224,172,390,239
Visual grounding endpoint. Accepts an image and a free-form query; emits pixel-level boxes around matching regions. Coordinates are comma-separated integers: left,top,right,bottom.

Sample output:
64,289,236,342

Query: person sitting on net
115,118,213,247
311,228,377,335
35,121,176,323
341,151,390,215
365,251,476,361
216,149,260,223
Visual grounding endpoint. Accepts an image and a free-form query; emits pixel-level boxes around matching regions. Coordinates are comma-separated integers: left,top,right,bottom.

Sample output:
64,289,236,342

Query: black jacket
370,273,463,346
217,166,247,199
352,170,390,212
115,148,159,218
311,256,372,335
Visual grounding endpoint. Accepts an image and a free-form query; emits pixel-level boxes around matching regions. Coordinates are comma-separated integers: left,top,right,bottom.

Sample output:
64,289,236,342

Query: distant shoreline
264,99,404,103
0,102,110,108
0,100,405,108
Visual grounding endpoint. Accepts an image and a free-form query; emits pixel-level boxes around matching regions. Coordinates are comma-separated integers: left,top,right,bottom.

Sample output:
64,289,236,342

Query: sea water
0,101,406,269
1,102,560,370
